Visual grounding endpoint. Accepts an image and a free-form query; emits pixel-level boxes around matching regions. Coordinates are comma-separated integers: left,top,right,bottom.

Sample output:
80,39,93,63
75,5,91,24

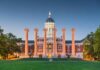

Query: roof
65,40,83,43
46,17,55,23
21,40,83,43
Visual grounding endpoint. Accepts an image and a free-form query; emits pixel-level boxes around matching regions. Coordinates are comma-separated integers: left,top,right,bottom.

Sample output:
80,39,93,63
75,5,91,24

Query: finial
48,11,51,18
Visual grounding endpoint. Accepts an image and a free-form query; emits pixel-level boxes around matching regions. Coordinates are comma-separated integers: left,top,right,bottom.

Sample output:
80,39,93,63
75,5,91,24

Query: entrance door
47,44,52,58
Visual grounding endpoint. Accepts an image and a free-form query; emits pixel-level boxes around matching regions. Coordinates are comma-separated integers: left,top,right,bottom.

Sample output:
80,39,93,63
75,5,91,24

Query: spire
48,11,51,18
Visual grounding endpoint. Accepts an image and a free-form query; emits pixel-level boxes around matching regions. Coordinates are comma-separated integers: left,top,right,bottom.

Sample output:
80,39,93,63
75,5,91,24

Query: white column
62,28,66,58
43,28,47,57
53,28,57,57
34,28,38,57
24,28,29,57
71,28,76,57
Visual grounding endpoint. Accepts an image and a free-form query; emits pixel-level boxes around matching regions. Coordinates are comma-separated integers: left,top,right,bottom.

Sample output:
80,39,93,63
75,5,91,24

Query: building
18,12,83,59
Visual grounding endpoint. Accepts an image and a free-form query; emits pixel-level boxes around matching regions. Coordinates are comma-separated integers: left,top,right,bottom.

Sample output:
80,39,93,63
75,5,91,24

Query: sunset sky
0,0,100,40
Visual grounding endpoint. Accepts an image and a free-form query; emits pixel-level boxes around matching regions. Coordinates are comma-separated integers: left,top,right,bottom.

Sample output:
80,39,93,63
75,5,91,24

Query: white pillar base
61,54,66,58
71,55,76,58
42,55,47,58
52,54,57,58
33,55,39,58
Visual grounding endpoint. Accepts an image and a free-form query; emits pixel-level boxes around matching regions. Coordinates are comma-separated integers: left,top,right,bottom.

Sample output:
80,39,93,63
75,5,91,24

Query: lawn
0,58,100,70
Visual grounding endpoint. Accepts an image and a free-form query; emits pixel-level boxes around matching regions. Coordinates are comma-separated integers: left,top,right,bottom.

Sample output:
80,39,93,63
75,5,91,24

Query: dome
46,11,55,23
46,17,55,23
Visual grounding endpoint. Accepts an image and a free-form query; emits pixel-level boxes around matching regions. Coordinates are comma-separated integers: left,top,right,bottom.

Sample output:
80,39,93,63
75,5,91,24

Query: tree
5,33,21,57
0,26,21,59
93,26,100,60
0,35,9,59
83,32,95,60
83,26,100,60
0,26,3,35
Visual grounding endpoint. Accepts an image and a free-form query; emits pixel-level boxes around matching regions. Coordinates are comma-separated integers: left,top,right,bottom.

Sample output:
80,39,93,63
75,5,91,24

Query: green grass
0,58,100,70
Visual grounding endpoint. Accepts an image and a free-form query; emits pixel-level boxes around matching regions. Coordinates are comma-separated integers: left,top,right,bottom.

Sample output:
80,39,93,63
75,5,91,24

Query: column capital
34,28,38,32
43,28,47,32
62,28,66,32
53,28,57,32
24,28,29,32
71,28,76,32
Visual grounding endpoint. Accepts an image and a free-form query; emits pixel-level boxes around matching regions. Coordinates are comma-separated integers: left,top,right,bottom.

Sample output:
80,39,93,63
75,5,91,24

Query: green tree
5,33,21,57
93,26,100,60
0,34,9,59
83,32,95,60
0,26,21,59
0,26,3,35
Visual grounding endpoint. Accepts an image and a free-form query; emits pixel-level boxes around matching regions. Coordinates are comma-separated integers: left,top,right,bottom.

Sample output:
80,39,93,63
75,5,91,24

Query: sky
0,0,100,40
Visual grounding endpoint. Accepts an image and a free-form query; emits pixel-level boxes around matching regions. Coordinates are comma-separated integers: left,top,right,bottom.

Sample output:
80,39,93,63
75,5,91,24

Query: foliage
93,26,100,59
0,26,21,59
83,32,95,59
83,26,100,60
